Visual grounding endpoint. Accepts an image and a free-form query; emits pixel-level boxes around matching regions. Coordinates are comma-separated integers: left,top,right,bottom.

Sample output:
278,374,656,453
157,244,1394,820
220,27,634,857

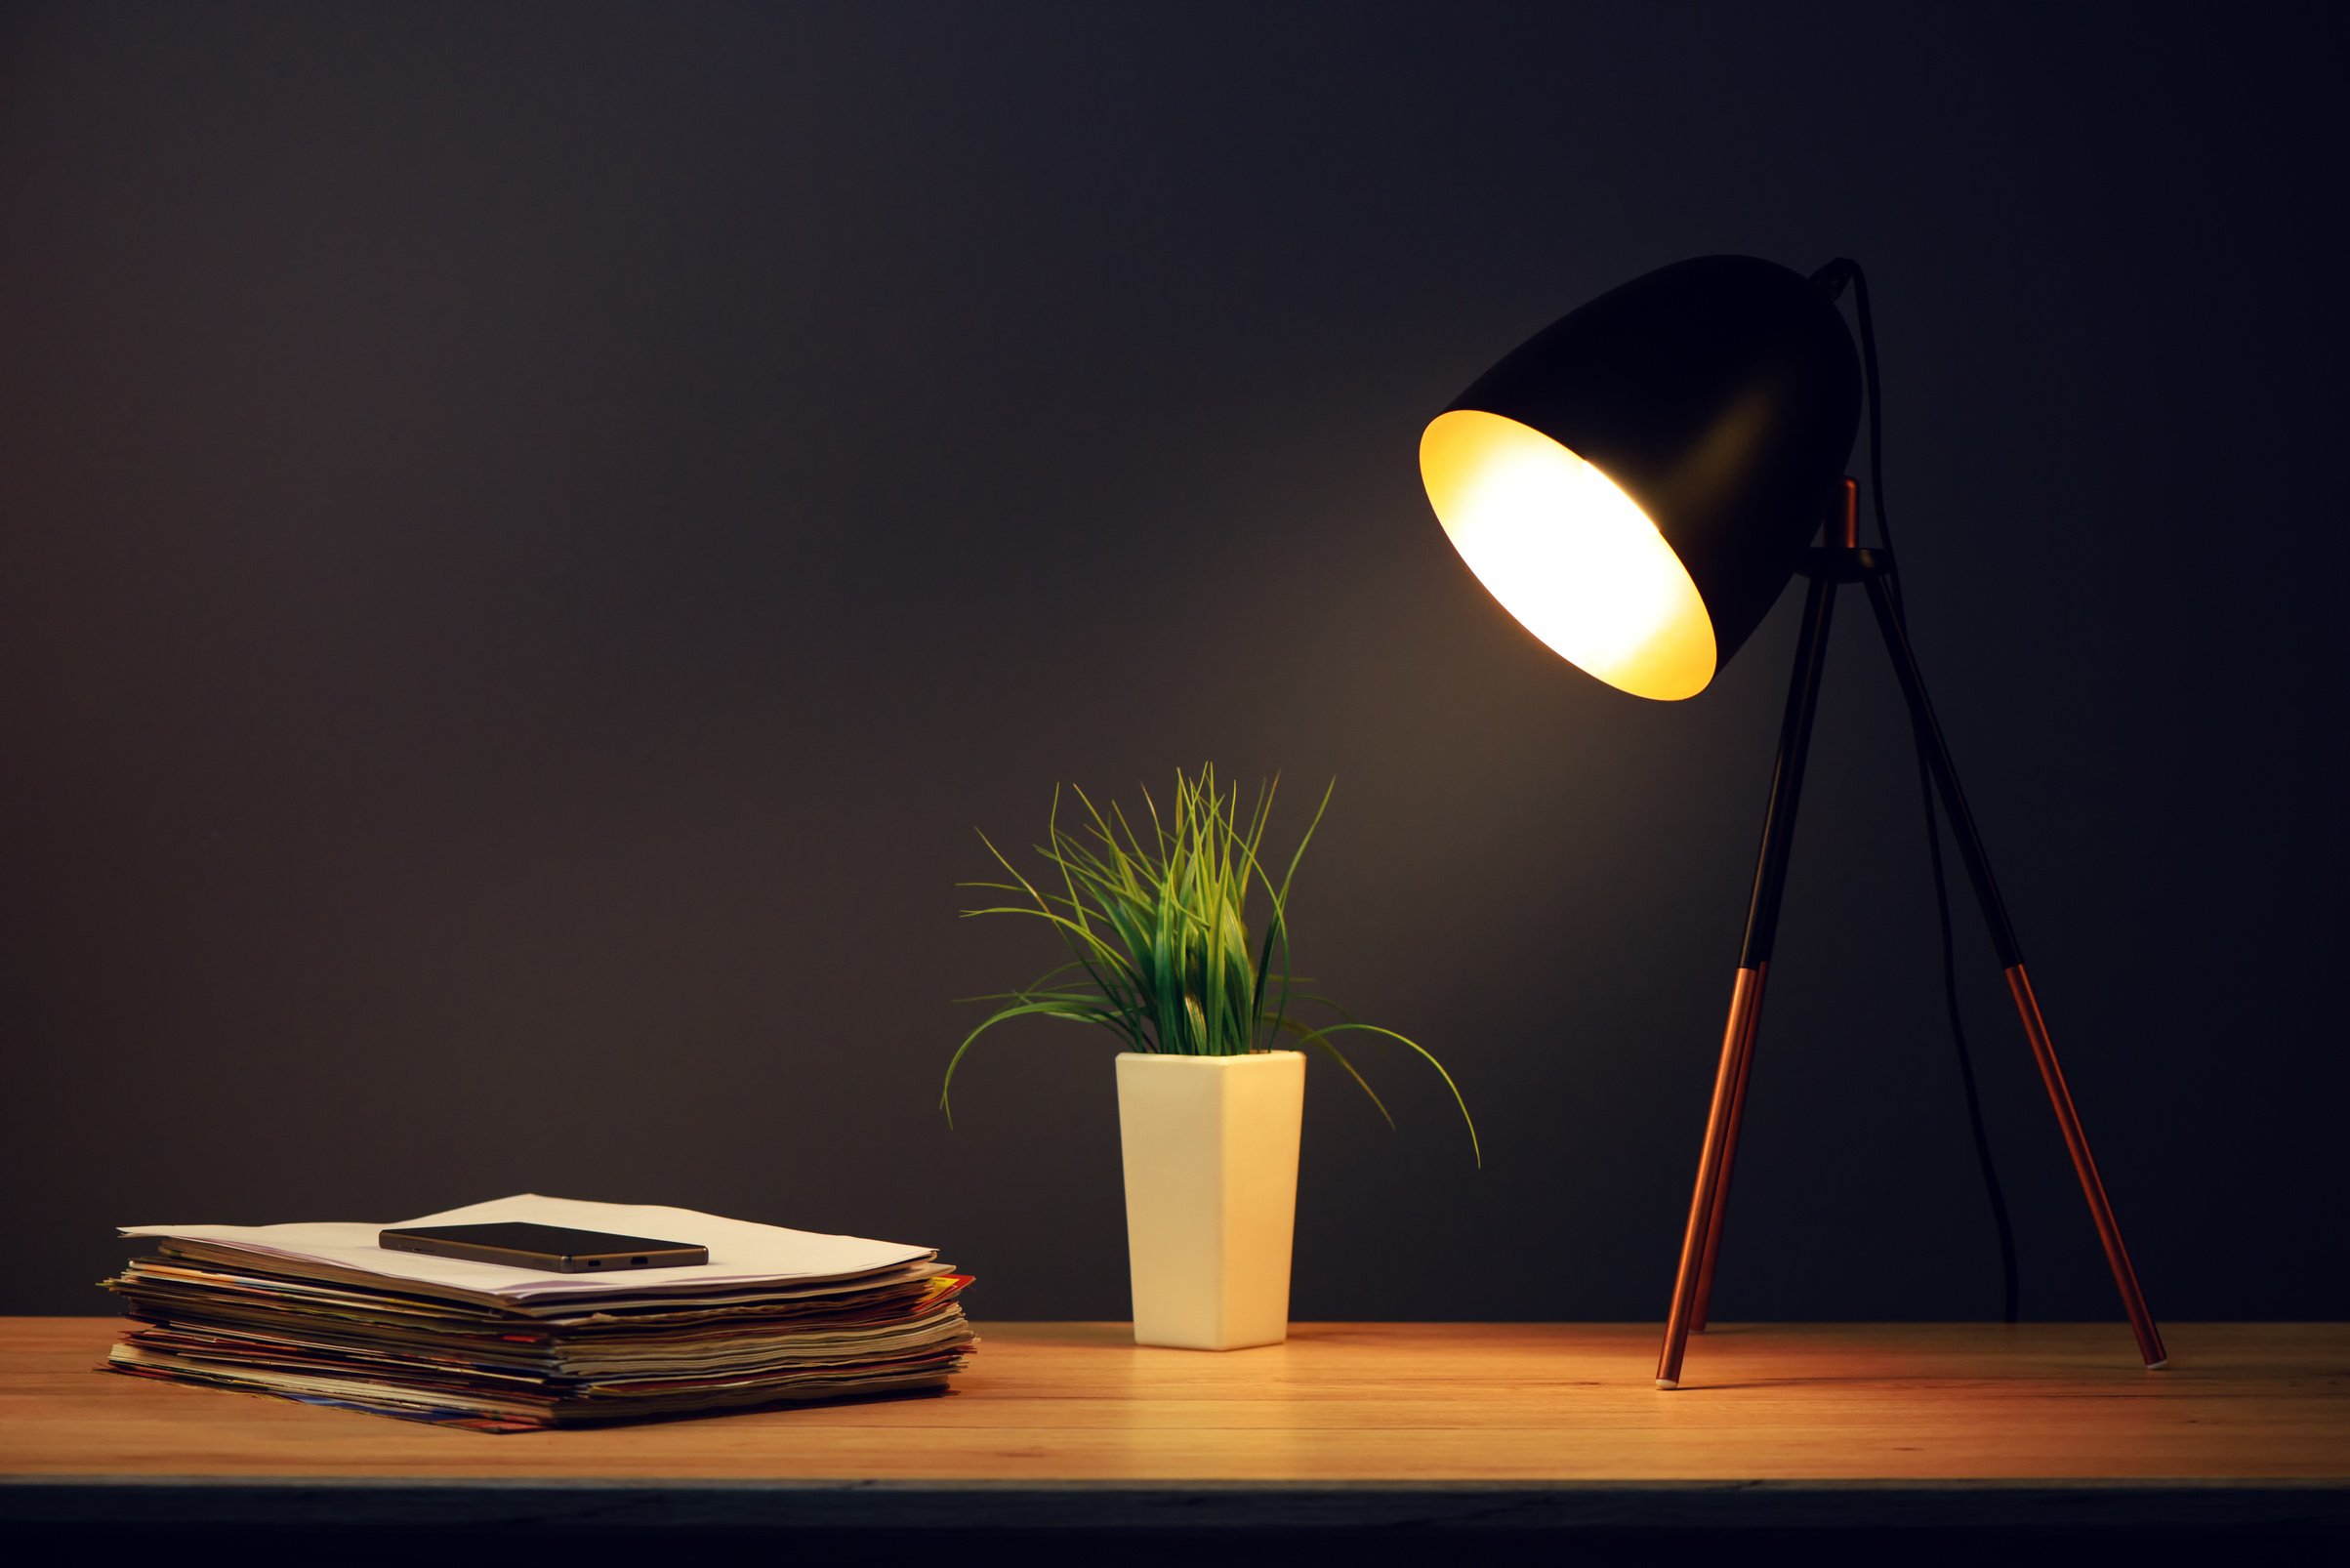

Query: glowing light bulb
1421,409,1716,700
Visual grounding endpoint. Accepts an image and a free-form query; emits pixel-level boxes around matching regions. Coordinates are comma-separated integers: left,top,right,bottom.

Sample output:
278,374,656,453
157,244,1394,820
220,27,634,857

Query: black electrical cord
1813,257,2021,1324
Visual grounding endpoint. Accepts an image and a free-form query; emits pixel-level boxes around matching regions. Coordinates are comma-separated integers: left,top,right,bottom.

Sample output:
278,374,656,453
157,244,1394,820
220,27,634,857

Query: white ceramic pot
1114,1050,1305,1350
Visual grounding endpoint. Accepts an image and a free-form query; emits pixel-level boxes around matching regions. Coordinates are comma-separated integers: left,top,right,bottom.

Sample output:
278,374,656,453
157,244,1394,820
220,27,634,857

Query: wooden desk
3,1319,2346,1539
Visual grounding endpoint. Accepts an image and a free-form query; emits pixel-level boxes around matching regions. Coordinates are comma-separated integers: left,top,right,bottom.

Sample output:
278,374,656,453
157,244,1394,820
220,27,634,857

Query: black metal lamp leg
1657,573,1837,1389
1860,572,2166,1369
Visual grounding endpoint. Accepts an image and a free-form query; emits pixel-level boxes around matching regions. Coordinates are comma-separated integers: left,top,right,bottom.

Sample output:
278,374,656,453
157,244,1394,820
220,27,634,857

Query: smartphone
378,1221,710,1273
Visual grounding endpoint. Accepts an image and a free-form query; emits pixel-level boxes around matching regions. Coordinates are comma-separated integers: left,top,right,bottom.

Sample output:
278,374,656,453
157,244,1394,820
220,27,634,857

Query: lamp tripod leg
1690,961,1766,1334
1657,968,1762,1389
1657,575,1836,1390
1861,573,2166,1369
2005,964,2166,1366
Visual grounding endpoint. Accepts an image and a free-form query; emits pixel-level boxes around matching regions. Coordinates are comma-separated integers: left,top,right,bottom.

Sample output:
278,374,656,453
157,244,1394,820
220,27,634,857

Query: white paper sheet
120,1193,934,1301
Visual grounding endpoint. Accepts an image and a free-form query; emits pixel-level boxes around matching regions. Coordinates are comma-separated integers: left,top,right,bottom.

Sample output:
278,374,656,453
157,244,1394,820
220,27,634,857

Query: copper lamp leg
2006,964,2167,1368
1658,968,1761,1388
1691,962,1767,1333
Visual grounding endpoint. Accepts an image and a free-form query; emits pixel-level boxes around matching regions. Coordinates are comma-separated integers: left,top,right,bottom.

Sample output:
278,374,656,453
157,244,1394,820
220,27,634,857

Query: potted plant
944,765,1476,1349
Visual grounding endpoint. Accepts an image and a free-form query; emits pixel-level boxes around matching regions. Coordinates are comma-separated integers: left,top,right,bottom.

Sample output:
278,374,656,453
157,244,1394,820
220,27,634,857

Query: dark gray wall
4,1,2342,1326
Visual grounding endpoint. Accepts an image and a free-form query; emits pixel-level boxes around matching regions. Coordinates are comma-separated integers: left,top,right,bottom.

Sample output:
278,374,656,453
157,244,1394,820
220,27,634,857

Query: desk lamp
1419,255,2164,1389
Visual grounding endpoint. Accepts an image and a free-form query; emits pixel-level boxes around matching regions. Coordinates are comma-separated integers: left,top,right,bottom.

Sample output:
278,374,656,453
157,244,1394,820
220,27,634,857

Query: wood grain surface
4,1318,2345,1532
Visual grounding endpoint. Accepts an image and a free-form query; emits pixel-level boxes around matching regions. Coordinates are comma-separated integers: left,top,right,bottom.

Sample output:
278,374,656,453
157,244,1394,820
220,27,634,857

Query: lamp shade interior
1421,408,1715,701
1418,256,1862,703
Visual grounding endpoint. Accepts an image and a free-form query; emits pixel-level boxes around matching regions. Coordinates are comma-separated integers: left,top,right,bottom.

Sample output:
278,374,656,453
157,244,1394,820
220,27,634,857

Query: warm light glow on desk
1420,409,1716,700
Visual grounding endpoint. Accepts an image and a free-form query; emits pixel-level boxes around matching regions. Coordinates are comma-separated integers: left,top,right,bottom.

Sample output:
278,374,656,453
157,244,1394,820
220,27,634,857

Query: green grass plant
945,765,1478,1163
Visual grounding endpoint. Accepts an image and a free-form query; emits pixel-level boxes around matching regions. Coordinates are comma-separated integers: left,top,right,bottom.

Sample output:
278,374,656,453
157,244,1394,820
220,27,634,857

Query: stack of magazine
102,1195,974,1431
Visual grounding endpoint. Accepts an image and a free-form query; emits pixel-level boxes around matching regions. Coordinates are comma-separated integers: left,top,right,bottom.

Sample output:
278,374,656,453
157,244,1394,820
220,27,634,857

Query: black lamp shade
1420,255,1861,699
